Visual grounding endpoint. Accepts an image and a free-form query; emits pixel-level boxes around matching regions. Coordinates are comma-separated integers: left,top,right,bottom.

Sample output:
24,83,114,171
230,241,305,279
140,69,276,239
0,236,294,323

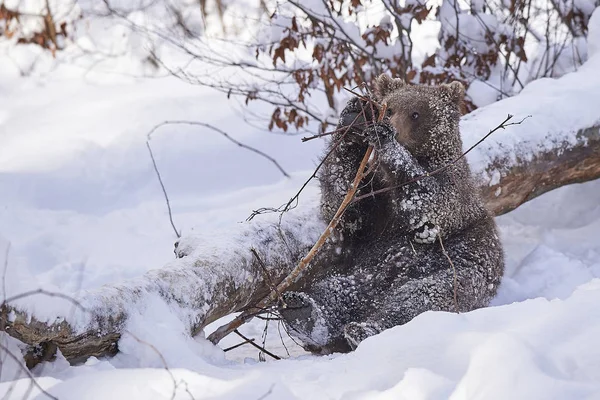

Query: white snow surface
1,7,600,400
463,38,600,182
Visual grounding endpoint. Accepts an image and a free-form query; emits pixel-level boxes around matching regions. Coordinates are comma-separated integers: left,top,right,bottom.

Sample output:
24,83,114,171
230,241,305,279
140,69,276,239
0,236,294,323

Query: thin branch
3,289,86,311
146,141,181,239
122,330,178,400
210,101,384,344
0,342,58,400
301,122,370,142
223,337,255,352
2,242,9,305
251,248,280,303
146,120,289,178
343,87,377,103
255,316,281,321
146,119,291,238
210,146,374,344
259,313,270,362
233,330,281,360
352,114,531,203
209,96,388,344
277,320,291,357
246,110,363,221
438,235,458,312
256,384,275,400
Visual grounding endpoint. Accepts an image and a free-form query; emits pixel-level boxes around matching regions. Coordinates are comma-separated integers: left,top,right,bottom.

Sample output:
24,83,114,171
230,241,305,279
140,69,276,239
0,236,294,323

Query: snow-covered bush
0,0,80,53
2,0,598,128
250,0,599,125
0,0,223,75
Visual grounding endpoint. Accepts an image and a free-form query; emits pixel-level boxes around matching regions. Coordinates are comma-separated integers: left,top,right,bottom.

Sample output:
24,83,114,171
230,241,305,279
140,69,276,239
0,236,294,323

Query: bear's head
373,74,465,165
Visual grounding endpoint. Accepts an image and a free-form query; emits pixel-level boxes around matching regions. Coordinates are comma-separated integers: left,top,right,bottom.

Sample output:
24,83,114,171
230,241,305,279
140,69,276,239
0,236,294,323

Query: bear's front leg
320,97,376,231
361,121,446,244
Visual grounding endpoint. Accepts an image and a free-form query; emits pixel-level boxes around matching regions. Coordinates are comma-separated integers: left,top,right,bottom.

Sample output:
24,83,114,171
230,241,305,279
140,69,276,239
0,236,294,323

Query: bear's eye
385,109,393,117
411,112,420,120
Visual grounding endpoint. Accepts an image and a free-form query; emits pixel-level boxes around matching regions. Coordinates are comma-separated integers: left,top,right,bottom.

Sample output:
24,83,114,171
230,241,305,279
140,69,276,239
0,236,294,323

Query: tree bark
2,124,600,367
1,214,323,366
477,124,600,215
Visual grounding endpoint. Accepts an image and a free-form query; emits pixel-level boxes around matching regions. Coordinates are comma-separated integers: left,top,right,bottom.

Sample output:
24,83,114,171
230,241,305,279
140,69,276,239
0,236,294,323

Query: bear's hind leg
279,273,367,353
342,263,491,349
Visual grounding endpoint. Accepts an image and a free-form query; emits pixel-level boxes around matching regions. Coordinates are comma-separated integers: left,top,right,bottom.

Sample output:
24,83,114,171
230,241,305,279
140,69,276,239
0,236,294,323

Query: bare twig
248,87,380,225
146,119,291,238
343,87,381,106
277,320,291,357
233,330,281,360
210,137,375,344
223,337,255,352
255,315,281,321
3,289,86,311
301,122,370,142
146,121,289,178
352,114,531,203
1,242,10,335
251,248,281,303
209,95,387,345
256,384,275,400
301,131,335,142
438,235,458,312
0,342,58,400
246,109,364,221
2,243,9,303
278,317,305,349
122,330,178,400
146,140,181,239
259,313,271,362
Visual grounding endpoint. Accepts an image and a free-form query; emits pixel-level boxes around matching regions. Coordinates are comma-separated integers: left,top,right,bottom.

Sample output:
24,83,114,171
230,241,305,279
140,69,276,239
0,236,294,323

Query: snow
1,5,600,400
7,273,600,399
462,23,600,182
589,6,600,57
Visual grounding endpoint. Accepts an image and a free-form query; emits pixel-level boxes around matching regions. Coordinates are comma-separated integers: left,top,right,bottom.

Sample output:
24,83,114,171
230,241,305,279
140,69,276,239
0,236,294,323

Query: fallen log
1,211,324,366
478,124,600,215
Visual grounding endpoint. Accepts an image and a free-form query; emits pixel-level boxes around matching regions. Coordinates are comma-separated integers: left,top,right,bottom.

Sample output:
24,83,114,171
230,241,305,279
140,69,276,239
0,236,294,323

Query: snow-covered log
476,123,600,215
463,34,600,214
2,210,325,365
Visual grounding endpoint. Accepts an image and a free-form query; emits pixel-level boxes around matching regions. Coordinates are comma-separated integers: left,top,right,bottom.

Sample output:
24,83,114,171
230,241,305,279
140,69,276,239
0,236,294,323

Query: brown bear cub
279,75,505,354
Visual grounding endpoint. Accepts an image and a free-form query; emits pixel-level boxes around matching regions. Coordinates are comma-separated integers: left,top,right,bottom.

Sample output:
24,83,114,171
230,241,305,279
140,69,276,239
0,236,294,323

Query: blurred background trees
2,0,598,131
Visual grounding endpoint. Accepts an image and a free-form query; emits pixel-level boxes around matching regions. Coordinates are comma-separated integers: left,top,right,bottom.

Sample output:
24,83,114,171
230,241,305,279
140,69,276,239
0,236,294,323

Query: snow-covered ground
1,7,600,400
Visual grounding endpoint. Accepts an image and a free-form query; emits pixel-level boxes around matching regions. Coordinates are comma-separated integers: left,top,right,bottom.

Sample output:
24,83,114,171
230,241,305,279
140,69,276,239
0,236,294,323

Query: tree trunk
477,124,600,215
2,123,600,367
2,213,323,366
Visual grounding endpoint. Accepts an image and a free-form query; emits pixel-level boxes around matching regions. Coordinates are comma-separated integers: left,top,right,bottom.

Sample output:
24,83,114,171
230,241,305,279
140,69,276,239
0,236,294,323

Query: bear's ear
373,74,405,99
443,81,465,104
